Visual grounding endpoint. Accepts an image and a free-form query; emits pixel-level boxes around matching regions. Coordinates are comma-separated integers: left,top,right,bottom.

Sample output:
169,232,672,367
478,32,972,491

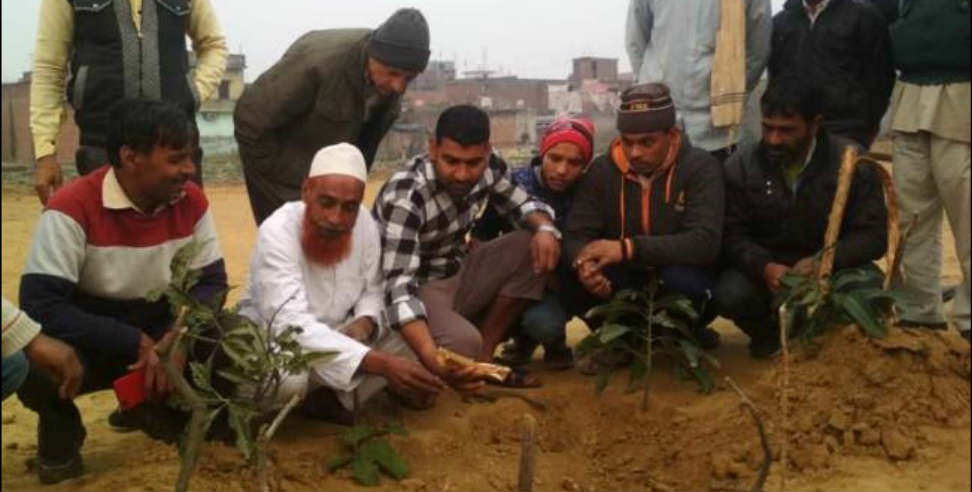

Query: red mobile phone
112,367,147,410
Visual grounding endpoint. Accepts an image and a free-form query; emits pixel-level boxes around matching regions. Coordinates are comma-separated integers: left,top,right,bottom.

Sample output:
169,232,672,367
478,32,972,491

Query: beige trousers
891,130,971,333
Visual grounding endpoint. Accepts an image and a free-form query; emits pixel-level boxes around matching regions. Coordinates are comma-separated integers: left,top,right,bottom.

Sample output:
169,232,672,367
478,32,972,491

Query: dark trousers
563,264,718,329
713,268,776,343
17,349,130,463
75,145,204,185
242,165,300,225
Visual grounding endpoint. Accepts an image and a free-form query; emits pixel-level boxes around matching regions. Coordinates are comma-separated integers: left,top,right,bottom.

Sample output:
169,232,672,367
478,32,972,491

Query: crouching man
17,99,228,484
563,82,725,366
237,143,443,424
715,76,887,358
372,105,560,389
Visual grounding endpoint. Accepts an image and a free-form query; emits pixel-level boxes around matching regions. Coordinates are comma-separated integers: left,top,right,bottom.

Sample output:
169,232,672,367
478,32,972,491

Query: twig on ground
777,304,790,492
516,413,537,492
725,377,772,492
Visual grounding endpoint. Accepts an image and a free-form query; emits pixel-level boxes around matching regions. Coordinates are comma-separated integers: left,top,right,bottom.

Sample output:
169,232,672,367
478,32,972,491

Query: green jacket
891,0,971,84
234,29,401,189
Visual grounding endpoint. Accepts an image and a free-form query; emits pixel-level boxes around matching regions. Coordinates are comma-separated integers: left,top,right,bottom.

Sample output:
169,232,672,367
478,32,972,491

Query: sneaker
749,338,782,360
694,326,721,350
542,345,575,371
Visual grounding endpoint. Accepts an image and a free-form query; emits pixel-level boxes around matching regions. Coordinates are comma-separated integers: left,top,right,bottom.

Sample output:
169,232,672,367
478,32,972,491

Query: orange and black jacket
563,138,724,269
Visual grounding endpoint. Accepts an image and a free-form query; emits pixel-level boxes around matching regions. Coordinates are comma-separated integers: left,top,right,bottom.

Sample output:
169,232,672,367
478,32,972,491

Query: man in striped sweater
16,99,227,484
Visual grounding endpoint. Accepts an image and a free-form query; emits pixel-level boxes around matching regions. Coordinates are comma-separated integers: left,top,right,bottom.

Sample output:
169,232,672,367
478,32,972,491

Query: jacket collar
758,129,832,182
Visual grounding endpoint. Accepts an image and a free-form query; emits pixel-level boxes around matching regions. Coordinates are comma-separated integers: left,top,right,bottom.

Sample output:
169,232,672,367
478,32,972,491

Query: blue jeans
2,351,30,401
514,290,570,350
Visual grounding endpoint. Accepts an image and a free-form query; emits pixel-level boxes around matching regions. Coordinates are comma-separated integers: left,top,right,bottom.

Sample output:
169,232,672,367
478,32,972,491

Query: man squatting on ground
237,143,443,423
372,105,562,389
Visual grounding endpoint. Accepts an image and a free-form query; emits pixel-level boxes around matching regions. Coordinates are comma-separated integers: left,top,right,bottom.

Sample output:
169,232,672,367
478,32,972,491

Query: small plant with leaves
776,264,900,342
146,241,336,491
575,270,719,409
327,423,410,486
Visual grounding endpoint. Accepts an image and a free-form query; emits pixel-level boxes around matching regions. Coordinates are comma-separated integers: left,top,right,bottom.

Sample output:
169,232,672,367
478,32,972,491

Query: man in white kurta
238,143,443,419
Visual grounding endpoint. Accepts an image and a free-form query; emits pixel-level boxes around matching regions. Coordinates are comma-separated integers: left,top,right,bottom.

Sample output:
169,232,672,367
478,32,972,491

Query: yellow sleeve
29,0,74,160
188,0,228,102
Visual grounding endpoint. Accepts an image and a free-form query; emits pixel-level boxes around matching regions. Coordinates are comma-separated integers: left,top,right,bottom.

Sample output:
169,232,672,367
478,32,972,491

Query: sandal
487,367,542,389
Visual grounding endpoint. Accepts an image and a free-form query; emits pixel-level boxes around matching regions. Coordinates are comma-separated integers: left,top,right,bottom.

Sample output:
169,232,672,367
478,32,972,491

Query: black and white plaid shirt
372,154,554,330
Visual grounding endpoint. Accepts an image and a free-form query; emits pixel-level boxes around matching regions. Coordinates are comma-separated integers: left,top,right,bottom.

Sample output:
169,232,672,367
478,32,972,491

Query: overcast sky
2,0,786,83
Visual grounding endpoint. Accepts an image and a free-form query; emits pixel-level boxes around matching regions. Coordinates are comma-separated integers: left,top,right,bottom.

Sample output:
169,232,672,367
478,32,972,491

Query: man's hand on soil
366,351,444,396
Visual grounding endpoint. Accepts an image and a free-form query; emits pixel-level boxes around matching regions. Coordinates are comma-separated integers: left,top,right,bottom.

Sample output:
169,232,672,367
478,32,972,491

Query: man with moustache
563,83,725,366
237,143,442,422
16,99,228,484
373,105,560,389
471,116,597,370
716,76,887,358
234,8,431,225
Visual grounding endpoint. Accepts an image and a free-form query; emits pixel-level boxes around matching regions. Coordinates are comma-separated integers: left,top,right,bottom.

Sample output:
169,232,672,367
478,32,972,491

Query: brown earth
1,183,969,492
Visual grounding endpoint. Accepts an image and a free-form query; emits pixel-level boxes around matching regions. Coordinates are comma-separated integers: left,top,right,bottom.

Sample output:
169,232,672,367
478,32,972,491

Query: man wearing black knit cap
563,83,726,371
235,8,431,224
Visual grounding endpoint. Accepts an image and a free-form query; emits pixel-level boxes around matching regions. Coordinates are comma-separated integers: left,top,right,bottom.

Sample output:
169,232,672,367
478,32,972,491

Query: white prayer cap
307,143,367,183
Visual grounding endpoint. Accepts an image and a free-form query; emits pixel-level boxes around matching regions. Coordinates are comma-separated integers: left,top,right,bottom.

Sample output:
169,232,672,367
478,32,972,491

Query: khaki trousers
891,130,971,333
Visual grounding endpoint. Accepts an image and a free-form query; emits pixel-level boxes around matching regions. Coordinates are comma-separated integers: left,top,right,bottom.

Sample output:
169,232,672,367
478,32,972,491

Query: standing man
17,99,227,484
30,0,228,204
716,76,887,357
888,0,970,341
238,143,442,424
626,0,772,163
471,116,596,369
769,0,895,148
234,8,430,225
372,105,560,388
563,83,725,355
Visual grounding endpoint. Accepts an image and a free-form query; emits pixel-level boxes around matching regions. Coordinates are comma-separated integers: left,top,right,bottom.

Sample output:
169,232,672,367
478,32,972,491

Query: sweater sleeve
2,298,41,358
20,210,142,360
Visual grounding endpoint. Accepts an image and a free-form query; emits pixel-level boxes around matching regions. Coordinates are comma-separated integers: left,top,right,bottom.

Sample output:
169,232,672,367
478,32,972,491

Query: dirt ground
1,182,969,492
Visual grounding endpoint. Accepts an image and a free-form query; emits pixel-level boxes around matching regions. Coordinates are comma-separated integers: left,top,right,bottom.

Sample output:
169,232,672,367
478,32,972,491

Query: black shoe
107,407,141,432
37,454,83,485
749,338,782,360
694,326,721,350
301,388,355,426
542,345,575,371
896,319,948,330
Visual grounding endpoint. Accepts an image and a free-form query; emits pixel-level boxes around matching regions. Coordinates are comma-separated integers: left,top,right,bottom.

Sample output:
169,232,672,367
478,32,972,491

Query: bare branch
516,413,537,492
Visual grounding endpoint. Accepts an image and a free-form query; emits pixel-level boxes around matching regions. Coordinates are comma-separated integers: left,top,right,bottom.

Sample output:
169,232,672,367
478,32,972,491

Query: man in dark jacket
234,8,430,224
471,116,596,370
769,0,894,147
716,76,888,358
564,83,725,352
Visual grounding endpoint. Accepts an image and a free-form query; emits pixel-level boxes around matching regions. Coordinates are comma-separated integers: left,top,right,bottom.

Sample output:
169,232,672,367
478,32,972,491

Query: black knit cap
367,8,431,73
616,82,677,133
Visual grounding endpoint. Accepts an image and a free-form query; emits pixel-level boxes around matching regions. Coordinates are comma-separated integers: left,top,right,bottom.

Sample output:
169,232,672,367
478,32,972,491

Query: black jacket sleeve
723,152,775,281
564,163,608,265
860,6,896,133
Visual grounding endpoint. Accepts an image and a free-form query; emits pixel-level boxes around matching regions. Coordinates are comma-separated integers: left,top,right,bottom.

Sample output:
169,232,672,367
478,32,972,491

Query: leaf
678,339,701,368
351,456,380,486
215,368,260,386
831,266,882,292
227,405,256,459
835,291,887,338
326,454,354,472
360,439,409,479
386,423,409,437
188,361,217,395
690,367,714,394
597,323,631,344
653,295,698,321
342,424,377,448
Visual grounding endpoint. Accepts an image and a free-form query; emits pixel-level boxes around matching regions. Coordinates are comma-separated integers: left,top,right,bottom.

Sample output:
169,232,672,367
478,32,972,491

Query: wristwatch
537,224,562,240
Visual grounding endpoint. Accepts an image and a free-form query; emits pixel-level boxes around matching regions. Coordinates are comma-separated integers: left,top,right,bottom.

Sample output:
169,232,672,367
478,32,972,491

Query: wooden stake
818,146,859,291
516,414,537,492
777,304,791,492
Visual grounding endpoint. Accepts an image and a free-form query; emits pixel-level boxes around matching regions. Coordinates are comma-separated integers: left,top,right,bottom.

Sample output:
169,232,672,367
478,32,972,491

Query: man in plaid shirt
373,105,560,389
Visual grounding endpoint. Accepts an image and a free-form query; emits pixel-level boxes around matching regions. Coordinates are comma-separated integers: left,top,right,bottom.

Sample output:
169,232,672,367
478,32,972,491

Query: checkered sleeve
487,156,555,226
372,179,428,330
